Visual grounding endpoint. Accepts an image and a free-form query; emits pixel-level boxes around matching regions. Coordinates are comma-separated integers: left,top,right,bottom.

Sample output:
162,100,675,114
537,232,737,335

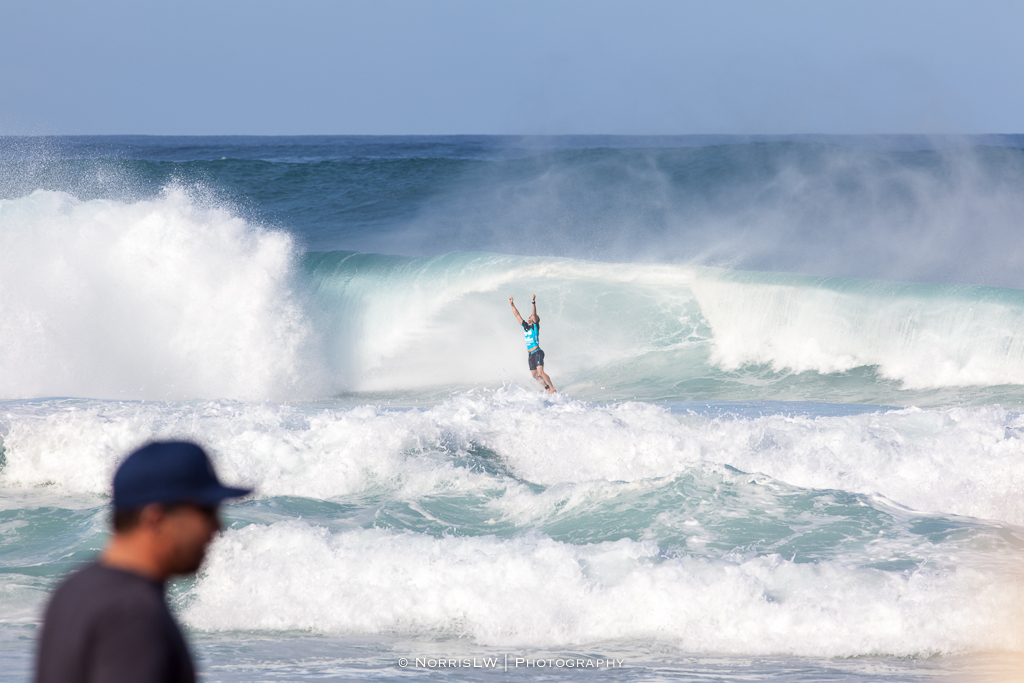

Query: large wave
309,250,1024,405
5,188,1024,404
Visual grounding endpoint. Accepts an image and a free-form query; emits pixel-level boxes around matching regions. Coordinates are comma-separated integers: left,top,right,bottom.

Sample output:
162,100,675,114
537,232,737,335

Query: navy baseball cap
113,441,252,510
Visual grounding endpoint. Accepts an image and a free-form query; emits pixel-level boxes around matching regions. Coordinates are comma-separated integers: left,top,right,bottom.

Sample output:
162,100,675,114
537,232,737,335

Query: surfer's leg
536,366,556,393
529,350,554,392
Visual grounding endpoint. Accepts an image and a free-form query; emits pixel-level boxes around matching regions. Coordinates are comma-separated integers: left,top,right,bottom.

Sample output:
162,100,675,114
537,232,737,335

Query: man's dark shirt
36,563,195,683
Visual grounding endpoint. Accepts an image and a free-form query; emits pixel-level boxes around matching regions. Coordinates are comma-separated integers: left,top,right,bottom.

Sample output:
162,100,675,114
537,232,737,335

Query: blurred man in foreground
35,441,251,683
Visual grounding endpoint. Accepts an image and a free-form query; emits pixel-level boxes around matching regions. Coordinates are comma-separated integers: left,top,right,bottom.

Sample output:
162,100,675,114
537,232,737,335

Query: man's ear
136,503,166,529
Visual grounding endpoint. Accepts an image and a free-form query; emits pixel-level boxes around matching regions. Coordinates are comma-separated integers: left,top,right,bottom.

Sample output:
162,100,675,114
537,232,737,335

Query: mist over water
3,136,1024,682
383,141,1024,288
6,135,1024,286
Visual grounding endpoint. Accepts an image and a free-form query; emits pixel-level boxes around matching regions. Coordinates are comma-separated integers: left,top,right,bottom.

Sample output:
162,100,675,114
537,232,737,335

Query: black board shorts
528,349,545,370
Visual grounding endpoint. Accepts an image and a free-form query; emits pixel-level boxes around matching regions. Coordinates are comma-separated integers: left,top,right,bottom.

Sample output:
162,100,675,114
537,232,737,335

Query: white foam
692,273,1024,389
482,397,1024,526
5,393,1024,527
0,398,501,500
182,522,1024,655
0,574,52,625
0,190,320,401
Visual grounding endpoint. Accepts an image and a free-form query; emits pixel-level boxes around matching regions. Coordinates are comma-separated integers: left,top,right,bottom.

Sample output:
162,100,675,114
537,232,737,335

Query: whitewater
3,135,1024,682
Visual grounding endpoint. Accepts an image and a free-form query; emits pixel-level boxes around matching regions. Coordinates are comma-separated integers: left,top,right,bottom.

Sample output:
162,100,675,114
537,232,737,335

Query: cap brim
190,485,254,505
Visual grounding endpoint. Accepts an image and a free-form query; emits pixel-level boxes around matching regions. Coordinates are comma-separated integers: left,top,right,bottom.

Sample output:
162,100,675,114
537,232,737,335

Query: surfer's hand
509,297,514,304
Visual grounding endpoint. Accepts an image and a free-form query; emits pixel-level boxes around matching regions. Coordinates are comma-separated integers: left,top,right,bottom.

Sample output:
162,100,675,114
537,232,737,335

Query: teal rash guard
522,321,540,353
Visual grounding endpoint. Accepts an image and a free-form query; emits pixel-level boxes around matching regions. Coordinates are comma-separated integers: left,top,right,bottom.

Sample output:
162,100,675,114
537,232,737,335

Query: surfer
509,295,556,393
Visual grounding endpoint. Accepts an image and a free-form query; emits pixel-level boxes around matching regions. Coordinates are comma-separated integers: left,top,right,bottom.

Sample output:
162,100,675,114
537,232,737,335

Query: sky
2,0,1023,136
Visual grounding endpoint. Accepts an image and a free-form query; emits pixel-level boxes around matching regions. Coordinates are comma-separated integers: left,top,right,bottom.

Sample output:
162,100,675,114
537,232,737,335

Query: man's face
156,504,221,576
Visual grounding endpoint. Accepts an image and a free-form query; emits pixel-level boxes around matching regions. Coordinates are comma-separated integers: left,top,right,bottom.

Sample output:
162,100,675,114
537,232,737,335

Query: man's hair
112,502,212,532
112,507,142,532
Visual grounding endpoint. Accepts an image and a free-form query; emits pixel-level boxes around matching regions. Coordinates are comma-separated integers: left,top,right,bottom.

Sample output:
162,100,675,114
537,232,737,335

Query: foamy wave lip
182,522,1024,655
0,398,504,500
0,189,320,401
5,393,1024,526
468,393,1024,526
692,273,1024,389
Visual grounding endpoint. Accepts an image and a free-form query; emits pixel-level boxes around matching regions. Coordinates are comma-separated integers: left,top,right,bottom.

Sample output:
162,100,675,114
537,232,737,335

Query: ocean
2,135,1024,682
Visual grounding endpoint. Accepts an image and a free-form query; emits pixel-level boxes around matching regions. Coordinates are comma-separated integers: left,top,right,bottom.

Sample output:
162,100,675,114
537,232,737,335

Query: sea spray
0,189,321,401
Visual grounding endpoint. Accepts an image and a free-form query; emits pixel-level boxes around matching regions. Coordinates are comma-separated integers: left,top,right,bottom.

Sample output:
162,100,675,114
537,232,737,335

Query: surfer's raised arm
530,295,539,323
509,296,525,324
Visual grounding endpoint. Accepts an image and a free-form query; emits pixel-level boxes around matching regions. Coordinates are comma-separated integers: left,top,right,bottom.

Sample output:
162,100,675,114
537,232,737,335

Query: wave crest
0,189,320,400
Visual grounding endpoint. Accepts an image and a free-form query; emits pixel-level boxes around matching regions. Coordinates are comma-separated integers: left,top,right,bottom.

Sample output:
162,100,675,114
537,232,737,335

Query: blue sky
3,0,1023,135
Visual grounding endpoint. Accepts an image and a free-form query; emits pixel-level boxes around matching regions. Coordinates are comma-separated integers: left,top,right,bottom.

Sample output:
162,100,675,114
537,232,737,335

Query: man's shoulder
59,562,160,591
49,563,165,617
38,564,192,683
